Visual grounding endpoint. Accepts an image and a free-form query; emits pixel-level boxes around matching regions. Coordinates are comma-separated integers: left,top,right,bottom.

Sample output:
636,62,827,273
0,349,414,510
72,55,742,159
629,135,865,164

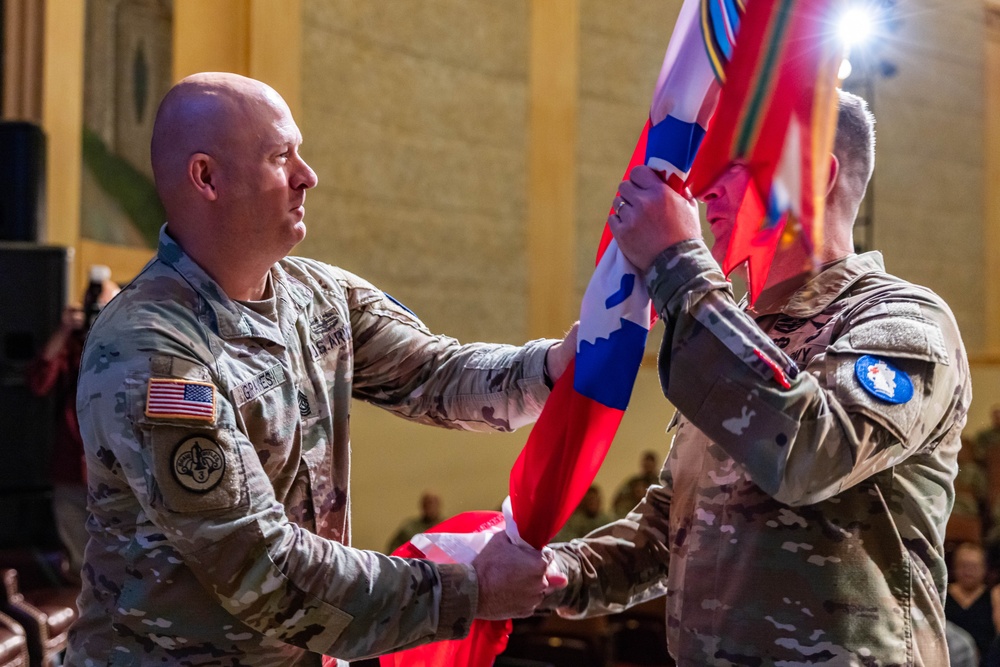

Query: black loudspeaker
0,122,46,242
0,244,69,549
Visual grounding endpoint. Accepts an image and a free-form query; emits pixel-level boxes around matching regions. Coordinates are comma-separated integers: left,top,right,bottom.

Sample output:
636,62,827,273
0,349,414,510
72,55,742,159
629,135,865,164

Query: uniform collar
746,251,886,318
157,225,312,344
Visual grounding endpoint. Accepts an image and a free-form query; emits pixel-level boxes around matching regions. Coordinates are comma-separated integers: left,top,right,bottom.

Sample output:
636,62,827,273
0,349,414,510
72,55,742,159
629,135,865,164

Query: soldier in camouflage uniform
542,91,971,665
387,492,443,554
68,72,571,665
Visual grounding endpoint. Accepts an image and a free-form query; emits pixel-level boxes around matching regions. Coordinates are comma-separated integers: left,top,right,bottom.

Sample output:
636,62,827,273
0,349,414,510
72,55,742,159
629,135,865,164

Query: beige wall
349,363,674,552
299,1,532,345
872,2,986,352
987,0,1000,354
297,1,686,549
971,363,1000,431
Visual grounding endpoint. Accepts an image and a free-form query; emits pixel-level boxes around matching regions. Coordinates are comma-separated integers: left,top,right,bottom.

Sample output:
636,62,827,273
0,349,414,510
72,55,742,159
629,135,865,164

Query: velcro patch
146,378,216,421
172,436,226,493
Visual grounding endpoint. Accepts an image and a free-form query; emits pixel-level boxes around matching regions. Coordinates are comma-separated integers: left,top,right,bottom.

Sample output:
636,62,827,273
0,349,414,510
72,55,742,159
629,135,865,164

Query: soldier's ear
826,154,839,197
189,153,219,202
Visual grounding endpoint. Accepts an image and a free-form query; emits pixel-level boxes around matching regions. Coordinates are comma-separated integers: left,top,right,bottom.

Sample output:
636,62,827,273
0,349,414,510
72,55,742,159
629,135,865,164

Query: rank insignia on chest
146,378,216,421
310,311,341,336
854,355,913,404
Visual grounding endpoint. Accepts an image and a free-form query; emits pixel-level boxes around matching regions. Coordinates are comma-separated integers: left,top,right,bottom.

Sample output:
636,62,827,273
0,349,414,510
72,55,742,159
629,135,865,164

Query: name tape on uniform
232,364,287,406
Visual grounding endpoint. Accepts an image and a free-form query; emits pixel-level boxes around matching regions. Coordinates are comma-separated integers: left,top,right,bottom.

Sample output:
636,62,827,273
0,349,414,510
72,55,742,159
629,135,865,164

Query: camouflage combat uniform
68,228,553,666
548,241,970,666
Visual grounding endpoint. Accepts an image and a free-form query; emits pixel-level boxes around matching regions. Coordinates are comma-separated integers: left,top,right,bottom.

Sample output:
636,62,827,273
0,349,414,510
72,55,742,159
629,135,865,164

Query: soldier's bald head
150,72,287,207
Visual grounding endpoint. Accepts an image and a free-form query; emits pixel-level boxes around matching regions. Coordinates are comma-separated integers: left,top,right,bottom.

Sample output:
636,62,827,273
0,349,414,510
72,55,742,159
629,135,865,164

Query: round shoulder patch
854,355,914,405
172,436,226,493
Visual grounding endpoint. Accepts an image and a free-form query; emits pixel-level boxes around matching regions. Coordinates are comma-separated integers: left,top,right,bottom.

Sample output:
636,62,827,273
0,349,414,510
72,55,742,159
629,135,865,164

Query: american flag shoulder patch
146,378,216,421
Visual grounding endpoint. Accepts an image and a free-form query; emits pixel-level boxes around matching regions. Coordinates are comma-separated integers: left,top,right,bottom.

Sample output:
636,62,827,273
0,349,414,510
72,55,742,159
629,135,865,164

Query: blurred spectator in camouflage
949,437,988,548
975,406,1000,463
387,491,443,553
611,450,660,517
554,485,614,542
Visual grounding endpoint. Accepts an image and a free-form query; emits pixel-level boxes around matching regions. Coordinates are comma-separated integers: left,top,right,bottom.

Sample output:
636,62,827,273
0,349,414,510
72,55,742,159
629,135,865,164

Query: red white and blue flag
145,378,216,421
368,2,852,666
373,4,743,667
508,0,742,551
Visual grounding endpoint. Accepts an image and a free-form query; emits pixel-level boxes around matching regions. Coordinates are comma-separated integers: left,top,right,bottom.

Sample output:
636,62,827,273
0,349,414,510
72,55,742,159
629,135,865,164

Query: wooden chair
0,569,76,667
0,612,28,667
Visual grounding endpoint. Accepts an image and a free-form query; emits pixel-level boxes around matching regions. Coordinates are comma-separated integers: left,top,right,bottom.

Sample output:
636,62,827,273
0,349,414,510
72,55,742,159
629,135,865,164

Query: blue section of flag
184,384,214,404
723,0,742,36
645,115,707,174
604,274,636,310
574,319,649,410
765,188,785,228
708,0,735,60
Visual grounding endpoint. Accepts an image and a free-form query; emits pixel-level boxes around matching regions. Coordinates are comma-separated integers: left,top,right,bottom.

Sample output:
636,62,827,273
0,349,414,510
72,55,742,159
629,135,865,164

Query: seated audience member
986,633,1000,667
554,486,613,542
387,491,443,553
611,450,660,517
947,542,1000,664
24,265,120,578
949,437,988,546
950,620,981,667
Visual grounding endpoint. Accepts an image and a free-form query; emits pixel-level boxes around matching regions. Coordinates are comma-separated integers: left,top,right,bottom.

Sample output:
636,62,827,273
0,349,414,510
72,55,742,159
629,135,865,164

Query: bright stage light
838,7,874,48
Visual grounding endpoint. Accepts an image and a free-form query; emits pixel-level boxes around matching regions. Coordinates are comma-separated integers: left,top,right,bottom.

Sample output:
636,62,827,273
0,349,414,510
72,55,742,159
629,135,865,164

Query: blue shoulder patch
854,355,913,405
384,293,416,317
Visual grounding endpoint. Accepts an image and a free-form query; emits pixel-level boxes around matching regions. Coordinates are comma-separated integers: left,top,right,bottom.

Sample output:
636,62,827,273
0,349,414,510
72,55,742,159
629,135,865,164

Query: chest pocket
228,356,333,532
229,363,303,497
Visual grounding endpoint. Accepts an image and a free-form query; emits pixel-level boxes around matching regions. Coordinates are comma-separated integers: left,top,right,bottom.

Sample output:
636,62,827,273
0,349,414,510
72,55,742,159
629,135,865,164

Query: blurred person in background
553,485,613,542
24,265,120,579
387,491,443,553
947,543,1000,666
611,450,660,517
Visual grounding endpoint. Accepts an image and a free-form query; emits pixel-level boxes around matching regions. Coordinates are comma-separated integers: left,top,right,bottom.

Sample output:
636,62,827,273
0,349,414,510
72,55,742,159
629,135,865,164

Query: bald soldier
542,91,971,664
69,72,570,664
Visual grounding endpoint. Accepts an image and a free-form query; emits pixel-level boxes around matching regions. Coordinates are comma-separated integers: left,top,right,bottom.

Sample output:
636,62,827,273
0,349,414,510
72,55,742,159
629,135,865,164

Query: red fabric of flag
689,0,842,301
378,512,511,667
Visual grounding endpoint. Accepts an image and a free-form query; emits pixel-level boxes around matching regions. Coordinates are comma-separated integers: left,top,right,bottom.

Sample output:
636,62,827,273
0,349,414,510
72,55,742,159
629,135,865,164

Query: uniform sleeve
342,272,553,432
95,348,479,660
645,240,969,506
542,463,673,617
